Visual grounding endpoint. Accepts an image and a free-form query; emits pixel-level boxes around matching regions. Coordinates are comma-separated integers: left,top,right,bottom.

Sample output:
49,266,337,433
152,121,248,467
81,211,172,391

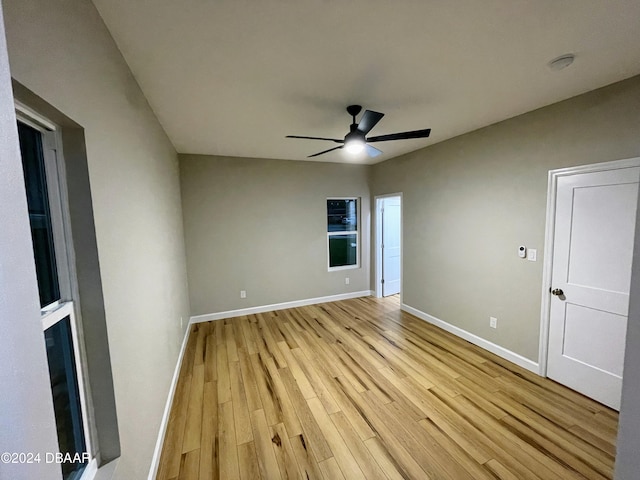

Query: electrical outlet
490,316,497,329
345,277,350,285
527,249,537,262
180,316,183,329
240,290,246,299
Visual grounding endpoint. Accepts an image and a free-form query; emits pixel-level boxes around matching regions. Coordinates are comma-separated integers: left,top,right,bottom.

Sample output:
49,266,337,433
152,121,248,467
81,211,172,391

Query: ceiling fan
286,105,431,158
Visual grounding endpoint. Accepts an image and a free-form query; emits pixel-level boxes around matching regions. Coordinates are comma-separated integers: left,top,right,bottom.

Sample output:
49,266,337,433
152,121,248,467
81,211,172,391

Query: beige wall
372,75,640,361
3,0,190,478
0,4,61,478
180,154,370,316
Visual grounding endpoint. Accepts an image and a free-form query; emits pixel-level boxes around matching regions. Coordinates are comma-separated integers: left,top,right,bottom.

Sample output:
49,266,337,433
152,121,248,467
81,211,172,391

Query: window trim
327,197,360,272
17,109,97,479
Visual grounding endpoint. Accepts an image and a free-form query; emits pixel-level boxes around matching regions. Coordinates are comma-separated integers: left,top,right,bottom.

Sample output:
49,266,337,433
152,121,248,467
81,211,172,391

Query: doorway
540,158,640,410
375,194,402,298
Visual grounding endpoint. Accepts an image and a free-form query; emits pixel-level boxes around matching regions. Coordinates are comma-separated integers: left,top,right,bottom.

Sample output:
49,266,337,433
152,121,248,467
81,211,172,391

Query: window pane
329,234,358,267
18,122,60,307
327,199,358,232
44,316,87,480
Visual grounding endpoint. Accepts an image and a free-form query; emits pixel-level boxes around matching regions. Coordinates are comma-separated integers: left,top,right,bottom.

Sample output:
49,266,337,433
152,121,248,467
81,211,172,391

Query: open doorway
375,194,402,298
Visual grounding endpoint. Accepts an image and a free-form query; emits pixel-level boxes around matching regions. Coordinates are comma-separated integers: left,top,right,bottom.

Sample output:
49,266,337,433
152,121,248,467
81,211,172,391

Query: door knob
551,288,564,296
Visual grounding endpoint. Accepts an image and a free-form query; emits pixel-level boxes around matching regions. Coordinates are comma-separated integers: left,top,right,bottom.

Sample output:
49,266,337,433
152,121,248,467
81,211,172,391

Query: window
18,119,95,480
327,198,359,270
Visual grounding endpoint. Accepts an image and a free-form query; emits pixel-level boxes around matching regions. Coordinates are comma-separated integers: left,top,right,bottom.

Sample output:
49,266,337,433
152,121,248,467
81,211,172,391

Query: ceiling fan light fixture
345,138,365,154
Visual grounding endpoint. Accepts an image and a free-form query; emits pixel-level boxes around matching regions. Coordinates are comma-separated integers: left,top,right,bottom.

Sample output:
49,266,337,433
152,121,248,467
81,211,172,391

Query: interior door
548,166,639,410
382,196,401,296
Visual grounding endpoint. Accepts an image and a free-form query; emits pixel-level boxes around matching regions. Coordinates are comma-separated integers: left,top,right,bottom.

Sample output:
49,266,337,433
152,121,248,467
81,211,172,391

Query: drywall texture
0,5,61,479
180,155,370,316
371,75,640,361
3,0,191,478
615,176,640,478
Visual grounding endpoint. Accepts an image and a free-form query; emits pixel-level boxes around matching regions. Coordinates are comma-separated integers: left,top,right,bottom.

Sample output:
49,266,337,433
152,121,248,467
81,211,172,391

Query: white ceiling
92,0,640,164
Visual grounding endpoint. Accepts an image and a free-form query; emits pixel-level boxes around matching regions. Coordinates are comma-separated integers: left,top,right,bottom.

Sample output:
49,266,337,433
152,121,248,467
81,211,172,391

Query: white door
382,196,401,296
548,166,639,410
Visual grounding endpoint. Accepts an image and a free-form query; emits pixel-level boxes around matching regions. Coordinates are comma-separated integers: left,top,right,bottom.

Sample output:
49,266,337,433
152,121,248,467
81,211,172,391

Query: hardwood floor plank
157,370,192,479
249,352,281,426
270,422,301,480
239,316,259,355
446,392,581,480
250,409,282,479
257,314,287,368
198,381,217,480
307,397,367,480
263,356,303,436
237,442,261,480
157,296,618,480
179,449,200,480
182,364,204,453
372,392,476,480
277,340,316,399
330,410,388,480
363,436,408,480
193,323,208,366
278,366,333,462
216,341,231,404
317,457,346,480
485,458,522,480
218,401,240,480
204,333,217,383
334,376,431,479
489,389,615,468
419,417,495,480
225,323,239,363
237,347,263,413
229,361,253,445
290,433,325,480
291,348,341,414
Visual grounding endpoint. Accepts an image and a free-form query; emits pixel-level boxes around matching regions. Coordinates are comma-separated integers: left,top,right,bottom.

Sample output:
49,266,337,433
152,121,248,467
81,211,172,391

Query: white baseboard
190,290,374,324
147,325,193,480
401,303,539,374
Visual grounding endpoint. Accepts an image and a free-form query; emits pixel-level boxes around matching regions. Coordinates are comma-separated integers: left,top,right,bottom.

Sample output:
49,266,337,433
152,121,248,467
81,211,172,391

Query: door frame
374,193,403,299
538,156,640,377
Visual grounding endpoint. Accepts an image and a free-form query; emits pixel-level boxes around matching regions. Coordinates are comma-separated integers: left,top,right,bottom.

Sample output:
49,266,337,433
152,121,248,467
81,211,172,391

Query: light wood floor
156,295,618,480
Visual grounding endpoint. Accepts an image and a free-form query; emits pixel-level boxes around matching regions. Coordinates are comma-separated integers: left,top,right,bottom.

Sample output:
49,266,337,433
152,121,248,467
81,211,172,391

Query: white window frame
17,105,98,480
327,197,360,271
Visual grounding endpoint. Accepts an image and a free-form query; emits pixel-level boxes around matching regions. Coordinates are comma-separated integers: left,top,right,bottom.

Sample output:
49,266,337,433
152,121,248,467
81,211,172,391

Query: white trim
538,156,640,376
327,197,360,271
15,101,57,131
79,458,98,480
41,301,74,330
402,303,539,373
147,325,193,480
374,193,402,299
19,113,99,470
190,290,374,324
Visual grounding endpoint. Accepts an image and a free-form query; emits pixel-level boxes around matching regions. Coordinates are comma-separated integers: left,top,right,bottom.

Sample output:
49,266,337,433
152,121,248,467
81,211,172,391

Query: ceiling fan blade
308,146,344,158
367,128,431,142
286,135,343,143
366,144,383,158
357,110,384,135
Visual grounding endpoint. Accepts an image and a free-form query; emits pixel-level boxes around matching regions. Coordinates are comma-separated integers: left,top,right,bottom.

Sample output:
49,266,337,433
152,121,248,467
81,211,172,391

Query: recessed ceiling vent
548,54,575,71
